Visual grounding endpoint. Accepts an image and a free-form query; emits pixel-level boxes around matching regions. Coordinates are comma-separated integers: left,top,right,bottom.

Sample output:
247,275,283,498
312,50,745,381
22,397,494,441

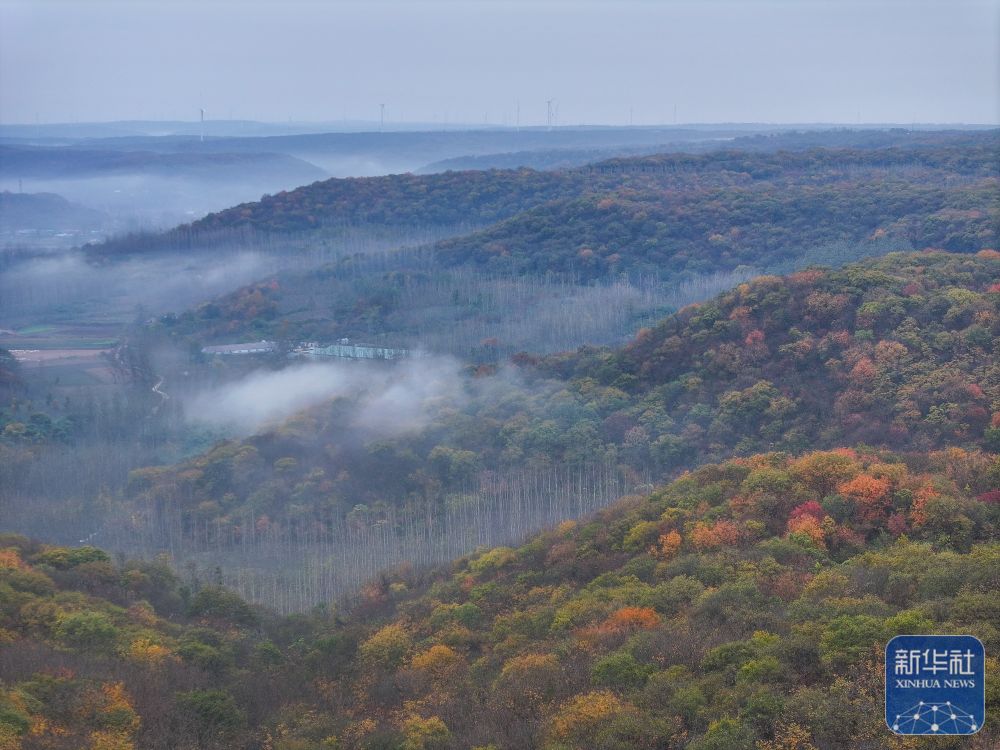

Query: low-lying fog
0,249,285,325
185,357,465,436
0,153,330,230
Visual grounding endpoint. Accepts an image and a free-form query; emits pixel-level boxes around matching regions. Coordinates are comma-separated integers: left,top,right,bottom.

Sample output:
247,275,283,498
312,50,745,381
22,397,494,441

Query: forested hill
3,251,999,748
415,127,1000,173
94,252,1000,575
163,136,1000,239
536,251,1000,458
241,448,999,749
2,447,997,748
432,180,997,280
92,167,575,254
0,144,327,182
0,191,107,232
428,142,998,280
116,135,998,356
88,133,999,258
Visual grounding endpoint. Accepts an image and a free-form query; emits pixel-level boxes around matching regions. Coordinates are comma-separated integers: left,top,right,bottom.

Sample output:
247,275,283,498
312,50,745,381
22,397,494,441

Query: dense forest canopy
2,446,997,748
115,134,998,359
433,181,996,279
88,133,999,259
119,251,1000,521
180,137,1000,240
2,0,999,744
5,250,991,613
2,126,999,750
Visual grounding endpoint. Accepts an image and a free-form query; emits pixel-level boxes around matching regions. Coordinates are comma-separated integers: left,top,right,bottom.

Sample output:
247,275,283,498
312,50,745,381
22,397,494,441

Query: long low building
201,341,277,355
306,342,408,360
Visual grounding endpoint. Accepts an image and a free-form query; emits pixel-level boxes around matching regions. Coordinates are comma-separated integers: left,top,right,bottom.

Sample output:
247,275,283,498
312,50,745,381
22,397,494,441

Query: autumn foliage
1,444,998,749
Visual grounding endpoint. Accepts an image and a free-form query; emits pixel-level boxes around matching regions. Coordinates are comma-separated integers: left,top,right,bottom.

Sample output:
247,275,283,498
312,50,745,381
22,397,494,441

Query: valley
1,5,998,743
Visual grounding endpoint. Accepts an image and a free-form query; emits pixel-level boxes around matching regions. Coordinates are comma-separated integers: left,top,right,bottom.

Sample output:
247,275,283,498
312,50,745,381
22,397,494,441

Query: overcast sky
1,0,997,126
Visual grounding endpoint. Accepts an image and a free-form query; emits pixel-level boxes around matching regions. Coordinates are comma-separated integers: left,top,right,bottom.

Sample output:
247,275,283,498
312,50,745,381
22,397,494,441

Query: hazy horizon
2,0,998,127
3,118,999,130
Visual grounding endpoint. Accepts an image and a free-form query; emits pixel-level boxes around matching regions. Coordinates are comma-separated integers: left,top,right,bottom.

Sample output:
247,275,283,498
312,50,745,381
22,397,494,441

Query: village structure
200,341,278,356
201,338,410,361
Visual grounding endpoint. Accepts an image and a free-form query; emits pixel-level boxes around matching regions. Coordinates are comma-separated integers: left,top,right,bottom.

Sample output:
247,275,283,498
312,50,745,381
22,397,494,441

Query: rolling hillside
433,181,997,280
0,144,326,183
135,133,999,357
253,447,999,749
68,251,999,611
3,233,999,749
2,446,997,748
0,192,108,233
88,133,999,260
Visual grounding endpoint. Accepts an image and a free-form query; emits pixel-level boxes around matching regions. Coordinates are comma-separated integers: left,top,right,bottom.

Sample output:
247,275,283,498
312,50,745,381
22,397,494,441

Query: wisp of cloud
184,356,464,436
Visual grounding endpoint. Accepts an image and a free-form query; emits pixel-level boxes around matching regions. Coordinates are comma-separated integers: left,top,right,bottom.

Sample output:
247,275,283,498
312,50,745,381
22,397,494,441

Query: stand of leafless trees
107,460,631,614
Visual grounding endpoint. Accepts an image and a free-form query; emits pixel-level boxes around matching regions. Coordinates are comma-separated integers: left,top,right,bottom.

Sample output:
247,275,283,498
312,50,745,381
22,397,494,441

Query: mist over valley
1,2,998,748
